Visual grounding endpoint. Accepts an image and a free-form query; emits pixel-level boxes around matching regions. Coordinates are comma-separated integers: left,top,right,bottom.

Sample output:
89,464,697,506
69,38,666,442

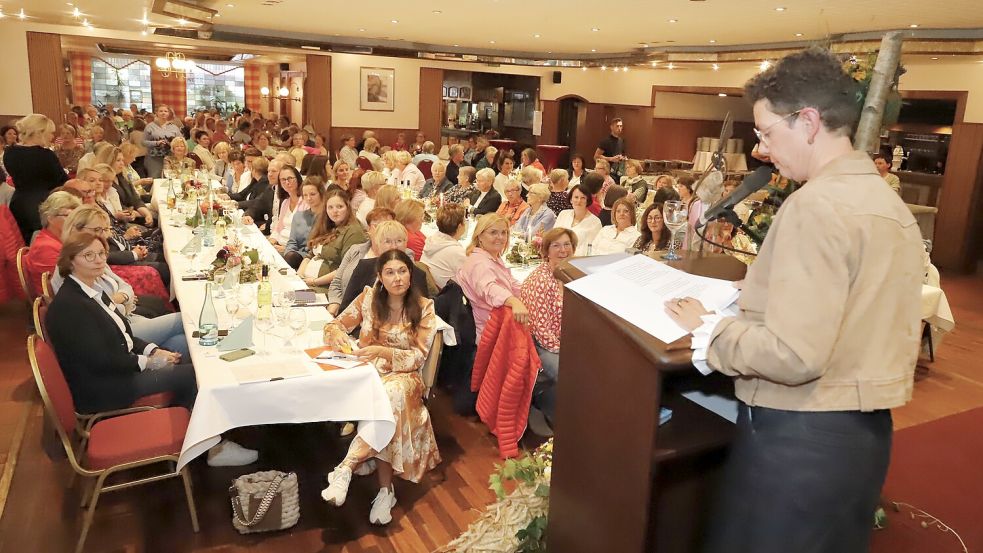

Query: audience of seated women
514,183,556,238
224,150,247,194
554,183,602,257
119,142,155,204
492,153,516,197
230,156,274,232
268,165,304,253
420,203,468,290
64,204,169,286
299,189,368,291
519,227,577,427
471,168,502,216
191,130,216,174
456,213,530,341
444,166,478,205
5,114,68,242
359,137,384,171
321,249,441,525
339,134,358,167
163,136,197,175
411,141,440,167
107,146,154,226
355,170,387,226
520,148,547,177
254,132,277,158
496,178,529,225
633,202,671,254
395,199,426,261
390,150,426,193
589,160,616,216
211,140,231,181
546,168,574,215
418,161,454,200
283,176,325,268
568,154,587,189
623,159,648,204
23,191,81,295
474,145,497,172
593,197,641,254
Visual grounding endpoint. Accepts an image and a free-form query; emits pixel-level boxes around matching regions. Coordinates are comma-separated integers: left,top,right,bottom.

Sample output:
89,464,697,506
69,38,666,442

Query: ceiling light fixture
260,86,270,96
533,34,540,38
390,19,398,23
489,40,496,44
712,63,720,70
141,16,149,25
612,67,619,72
601,65,607,71
18,8,27,19
432,10,441,14
141,29,148,35
226,3,234,7
909,24,919,28
623,66,628,72
759,60,771,71
668,63,675,70
795,32,803,37
155,51,194,78
668,18,678,23
0,9,7,19
358,28,366,32
641,43,649,48
82,18,91,27
775,6,786,11
718,93,727,97
591,27,599,32
591,48,596,52
651,61,658,67
709,39,716,43
582,66,587,71
72,7,80,17
453,44,459,47
177,18,188,25
931,57,939,60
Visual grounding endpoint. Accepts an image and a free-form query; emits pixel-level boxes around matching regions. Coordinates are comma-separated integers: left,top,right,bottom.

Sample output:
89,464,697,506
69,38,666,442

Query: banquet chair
27,334,199,553
421,329,444,401
355,156,374,171
33,297,49,342
16,246,35,302
40,271,54,304
417,160,433,180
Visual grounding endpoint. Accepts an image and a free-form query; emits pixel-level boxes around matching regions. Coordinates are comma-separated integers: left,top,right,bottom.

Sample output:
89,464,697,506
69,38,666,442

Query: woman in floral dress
321,249,441,525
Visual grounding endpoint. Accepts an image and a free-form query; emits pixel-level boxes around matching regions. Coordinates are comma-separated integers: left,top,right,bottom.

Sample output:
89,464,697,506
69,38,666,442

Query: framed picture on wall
448,86,459,98
360,67,395,111
442,86,448,98
459,86,472,100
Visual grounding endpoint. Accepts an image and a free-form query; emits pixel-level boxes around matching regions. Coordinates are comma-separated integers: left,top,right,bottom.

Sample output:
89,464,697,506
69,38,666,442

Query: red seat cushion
131,392,174,408
85,407,190,470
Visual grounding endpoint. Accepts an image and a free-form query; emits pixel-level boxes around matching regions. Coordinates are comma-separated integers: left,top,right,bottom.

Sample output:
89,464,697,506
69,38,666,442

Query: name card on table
180,234,203,256
218,315,255,351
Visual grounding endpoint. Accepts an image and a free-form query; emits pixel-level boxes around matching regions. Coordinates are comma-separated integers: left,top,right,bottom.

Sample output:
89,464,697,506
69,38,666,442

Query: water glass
662,200,688,261
255,317,274,355
287,308,308,351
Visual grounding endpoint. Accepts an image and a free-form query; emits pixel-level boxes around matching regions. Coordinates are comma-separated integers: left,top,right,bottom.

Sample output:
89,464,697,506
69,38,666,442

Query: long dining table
153,180,397,470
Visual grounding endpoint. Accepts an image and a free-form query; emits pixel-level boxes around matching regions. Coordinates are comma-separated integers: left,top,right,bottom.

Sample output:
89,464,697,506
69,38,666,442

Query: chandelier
154,51,195,78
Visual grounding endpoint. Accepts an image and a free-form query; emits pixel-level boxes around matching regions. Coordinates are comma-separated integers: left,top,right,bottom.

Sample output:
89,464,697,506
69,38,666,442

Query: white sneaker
206,440,258,467
354,459,377,476
369,486,397,525
321,465,353,506
340,422,356,437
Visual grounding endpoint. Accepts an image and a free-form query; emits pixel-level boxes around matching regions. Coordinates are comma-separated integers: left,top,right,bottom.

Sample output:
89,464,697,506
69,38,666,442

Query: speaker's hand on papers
353,346,390,365
664,297,710,333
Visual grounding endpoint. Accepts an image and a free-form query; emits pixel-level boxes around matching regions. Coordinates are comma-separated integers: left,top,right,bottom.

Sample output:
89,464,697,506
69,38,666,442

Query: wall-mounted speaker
280,63,290,71
552,71,562,84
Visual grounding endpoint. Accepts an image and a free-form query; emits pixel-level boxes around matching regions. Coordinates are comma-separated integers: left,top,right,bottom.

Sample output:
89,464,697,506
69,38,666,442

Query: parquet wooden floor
0,273,980,553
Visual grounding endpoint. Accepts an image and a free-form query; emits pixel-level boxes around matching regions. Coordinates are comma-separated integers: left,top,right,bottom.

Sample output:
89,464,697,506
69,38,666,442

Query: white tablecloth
154,182,397,470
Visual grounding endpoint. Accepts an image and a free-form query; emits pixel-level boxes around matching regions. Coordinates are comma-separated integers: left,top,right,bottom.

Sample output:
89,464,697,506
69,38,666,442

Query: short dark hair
57,233,107,277
581,172,605,195
194,129,209,142
568,184,594,208
610,118,623,126
436,203,466,235
872,153,889,163
744,46,861,136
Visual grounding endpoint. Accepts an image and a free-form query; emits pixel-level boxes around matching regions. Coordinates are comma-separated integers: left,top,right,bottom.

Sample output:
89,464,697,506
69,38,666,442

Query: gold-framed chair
421,329,444,401
27,334,199,553
32,297,48,342
16,246,35,303
40,271,54,304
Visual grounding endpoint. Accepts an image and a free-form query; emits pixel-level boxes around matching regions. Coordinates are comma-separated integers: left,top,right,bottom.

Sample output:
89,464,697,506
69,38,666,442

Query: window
186,63,245,115
91,57,153,111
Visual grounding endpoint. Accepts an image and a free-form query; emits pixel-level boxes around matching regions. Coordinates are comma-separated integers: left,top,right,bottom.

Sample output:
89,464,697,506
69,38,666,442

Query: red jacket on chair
471,306,541,458
0,205,26,302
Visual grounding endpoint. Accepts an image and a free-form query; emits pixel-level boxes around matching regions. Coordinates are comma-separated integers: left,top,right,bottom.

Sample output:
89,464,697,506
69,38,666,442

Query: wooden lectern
547,252,747,553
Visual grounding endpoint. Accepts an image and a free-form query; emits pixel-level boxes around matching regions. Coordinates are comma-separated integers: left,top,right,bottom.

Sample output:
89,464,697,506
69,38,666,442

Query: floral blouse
324,286,437,374
444,183,477,205
547,191,572,215
520,263,563,353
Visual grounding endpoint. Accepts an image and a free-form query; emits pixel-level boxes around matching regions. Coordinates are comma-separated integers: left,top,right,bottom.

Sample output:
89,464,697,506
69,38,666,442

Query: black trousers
702,404,892,553
130,363,198,411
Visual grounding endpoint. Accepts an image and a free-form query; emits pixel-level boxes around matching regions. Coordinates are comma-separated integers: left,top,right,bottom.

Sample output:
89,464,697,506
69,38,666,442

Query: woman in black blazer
230,156,274,232
45,233,194,415
4,115,68,242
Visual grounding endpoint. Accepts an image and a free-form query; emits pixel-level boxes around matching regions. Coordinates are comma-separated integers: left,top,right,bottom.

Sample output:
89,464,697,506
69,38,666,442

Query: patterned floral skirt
375,370,441,483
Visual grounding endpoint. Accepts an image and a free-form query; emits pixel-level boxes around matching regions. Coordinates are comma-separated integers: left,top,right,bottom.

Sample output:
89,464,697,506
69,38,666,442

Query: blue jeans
131,312,190,359
532,341,559,423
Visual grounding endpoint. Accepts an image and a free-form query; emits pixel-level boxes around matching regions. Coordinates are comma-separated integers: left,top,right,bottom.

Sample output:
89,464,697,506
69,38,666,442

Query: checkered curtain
151,68,187,119
244,64,262,113
69,53,92,106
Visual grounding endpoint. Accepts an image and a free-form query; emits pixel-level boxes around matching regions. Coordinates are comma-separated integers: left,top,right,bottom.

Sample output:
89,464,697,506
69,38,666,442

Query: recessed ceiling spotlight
698,58,704,61
775,6,786,11
82,18,91,27
795,33,803,37
591,48,597,52
178,18,188,25
651,61,658,67
640,43,649,48
582,66,587,71
709,39,716,43
489,40,496,44
718,93,727,97
601,65,607,70
668,18,678,23
432,10,441,14
227,3,235,7
931,57,939,60
668,63,675,70
390,19,398,23
712,63,720,70
909,24,919,28
141,29,147,35
453,44,459,47
591,27,599,32
759,60,772,71
613,67,619,72
213,13,220,17
66,2,73,5
0,9,7,19
533,34,541,38
141,15,149,25
72,7,80,17
18,8,27,19
359,28,366,32
623,66,628,72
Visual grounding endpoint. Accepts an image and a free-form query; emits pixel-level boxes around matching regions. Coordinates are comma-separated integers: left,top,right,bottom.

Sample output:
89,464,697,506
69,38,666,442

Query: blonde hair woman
456,213,529,339
359,137,383,171
374,184,401,213
211,140,231,179
5,113,67,241
163,136,196,175
355,170,387,226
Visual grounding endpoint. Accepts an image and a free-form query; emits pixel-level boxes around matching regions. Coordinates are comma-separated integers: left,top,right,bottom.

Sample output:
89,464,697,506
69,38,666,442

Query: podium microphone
697,166,773,229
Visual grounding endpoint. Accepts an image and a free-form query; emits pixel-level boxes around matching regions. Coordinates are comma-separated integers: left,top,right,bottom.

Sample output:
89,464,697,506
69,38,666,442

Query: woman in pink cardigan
455,213,529,341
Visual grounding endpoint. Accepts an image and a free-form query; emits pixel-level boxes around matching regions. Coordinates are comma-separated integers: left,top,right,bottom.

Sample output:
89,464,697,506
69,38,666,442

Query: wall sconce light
260,86,271,97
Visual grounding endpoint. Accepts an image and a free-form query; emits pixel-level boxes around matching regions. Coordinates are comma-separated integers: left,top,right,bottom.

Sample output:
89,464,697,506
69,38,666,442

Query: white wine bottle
256,265,272,320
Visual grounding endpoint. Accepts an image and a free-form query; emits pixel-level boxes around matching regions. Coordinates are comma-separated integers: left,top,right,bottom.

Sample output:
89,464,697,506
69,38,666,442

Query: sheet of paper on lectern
565,254,739,344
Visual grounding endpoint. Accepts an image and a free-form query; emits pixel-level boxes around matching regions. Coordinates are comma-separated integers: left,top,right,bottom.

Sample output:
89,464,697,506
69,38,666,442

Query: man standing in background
595,118,626,181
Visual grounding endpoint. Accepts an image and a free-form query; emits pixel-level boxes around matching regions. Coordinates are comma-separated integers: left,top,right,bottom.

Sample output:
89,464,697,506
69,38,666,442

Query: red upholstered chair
355,156,374,171
27,335,199,553
417,159,434,180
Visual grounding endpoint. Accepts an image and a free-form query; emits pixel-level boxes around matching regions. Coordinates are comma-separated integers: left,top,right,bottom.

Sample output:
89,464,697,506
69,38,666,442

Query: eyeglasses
79,250,108,262
753,110,802,144
82,226,111,233
281,176,298,182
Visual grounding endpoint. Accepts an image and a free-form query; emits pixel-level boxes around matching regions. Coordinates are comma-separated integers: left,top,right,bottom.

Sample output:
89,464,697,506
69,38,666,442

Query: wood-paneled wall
539,100,559,145
650,118,757,161
934,122,983,271
26,32,66,124
419,68,443,148
305,55,331,135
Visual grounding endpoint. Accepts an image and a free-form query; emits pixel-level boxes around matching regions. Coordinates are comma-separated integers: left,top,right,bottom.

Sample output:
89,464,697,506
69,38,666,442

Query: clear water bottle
198,282,220,346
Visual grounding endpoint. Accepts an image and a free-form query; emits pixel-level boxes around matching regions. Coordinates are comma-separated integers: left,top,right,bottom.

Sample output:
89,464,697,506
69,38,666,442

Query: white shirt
592,225,641,255
69,275,156,369
554,209,602,256
355,197,375,227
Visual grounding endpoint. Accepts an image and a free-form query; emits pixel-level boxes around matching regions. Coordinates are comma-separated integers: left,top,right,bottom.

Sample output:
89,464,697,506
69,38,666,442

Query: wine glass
287,308,308,351
255,317,274,355
237,284,256,317
212,270,227,299
662,200,688,261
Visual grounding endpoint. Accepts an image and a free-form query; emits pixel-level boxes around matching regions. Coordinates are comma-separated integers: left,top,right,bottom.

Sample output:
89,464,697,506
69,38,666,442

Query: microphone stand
694,207,760,257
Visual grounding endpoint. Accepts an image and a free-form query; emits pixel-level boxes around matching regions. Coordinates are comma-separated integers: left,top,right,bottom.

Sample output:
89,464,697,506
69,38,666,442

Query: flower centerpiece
208,237,261,283
506,239,541,266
